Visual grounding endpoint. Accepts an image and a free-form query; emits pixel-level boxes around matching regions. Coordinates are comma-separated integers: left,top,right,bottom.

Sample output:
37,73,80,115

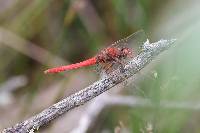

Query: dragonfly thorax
96,47,132,63
121,47,132,57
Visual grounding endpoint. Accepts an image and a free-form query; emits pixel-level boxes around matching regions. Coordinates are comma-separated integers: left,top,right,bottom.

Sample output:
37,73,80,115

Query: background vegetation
0,0,200,132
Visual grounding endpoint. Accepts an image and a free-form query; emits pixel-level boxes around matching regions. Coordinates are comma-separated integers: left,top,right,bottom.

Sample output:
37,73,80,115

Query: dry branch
71,95,200,133
2,39,176,133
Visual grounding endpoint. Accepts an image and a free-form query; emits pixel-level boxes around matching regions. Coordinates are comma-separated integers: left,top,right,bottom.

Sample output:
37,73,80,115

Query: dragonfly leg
104,63,114,75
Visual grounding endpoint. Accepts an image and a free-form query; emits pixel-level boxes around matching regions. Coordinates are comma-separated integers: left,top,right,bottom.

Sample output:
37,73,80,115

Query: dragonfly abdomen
44,57,97,74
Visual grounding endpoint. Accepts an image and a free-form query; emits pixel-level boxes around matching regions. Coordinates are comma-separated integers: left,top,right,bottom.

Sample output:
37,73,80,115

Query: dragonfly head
121,48,133,58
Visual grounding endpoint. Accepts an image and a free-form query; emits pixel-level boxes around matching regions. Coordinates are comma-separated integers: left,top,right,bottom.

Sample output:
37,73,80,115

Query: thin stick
2,39,176,133
72,95,200,133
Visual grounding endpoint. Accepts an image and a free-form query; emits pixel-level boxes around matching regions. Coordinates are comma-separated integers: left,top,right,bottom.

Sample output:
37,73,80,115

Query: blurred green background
0,0,200,132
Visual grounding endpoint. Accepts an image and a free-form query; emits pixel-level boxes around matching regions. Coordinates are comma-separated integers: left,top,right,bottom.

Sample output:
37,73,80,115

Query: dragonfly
44,30,147,75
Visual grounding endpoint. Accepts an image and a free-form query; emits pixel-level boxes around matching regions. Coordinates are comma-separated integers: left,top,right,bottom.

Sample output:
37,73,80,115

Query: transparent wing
111,30,148,54
94,56,129,78
94,62,114,77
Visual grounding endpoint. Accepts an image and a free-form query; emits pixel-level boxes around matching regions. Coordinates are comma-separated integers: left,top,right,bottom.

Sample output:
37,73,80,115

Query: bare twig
0,75,27,106
0,75,27,92
2,39,176,133
72,94,200,133
95,95,200,110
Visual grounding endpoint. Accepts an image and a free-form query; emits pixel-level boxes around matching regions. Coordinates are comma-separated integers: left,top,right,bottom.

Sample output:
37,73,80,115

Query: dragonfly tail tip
44,70,49,74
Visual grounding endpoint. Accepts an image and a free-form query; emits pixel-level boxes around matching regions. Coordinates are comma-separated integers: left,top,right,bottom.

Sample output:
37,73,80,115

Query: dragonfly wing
94,59,127,78
94,62,113,77
111,30,148,54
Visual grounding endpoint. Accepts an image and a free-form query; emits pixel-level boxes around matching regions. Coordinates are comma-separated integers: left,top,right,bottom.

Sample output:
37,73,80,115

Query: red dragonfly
44,30,146,74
